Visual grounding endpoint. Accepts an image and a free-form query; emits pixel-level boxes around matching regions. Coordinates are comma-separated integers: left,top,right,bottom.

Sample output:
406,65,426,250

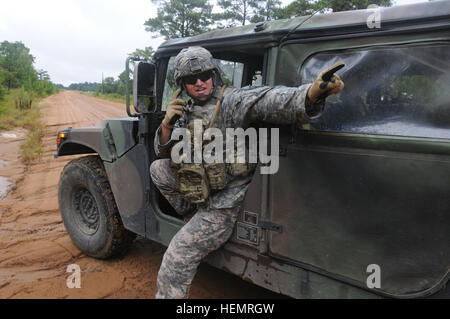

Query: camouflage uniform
150,82,324,298
150,46,325,298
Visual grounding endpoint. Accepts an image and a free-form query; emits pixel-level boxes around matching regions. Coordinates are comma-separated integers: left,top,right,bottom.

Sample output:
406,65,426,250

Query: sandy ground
0,91,281,299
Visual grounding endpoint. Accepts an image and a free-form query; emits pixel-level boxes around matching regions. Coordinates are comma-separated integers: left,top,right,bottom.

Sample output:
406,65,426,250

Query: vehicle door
268,34,450,297
148,52,264,244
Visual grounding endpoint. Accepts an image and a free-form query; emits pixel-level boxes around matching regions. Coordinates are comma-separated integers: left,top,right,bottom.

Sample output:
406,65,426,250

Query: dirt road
0,91,281,298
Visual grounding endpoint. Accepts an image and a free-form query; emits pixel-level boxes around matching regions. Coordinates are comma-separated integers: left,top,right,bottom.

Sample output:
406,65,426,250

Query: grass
0,89,46,163
81,91,126,104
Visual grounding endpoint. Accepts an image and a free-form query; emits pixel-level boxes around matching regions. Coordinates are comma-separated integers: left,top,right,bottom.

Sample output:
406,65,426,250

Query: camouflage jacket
154,84,324,209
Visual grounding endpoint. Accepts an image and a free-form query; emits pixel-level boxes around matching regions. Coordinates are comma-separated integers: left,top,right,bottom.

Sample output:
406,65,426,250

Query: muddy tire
58,155,136,259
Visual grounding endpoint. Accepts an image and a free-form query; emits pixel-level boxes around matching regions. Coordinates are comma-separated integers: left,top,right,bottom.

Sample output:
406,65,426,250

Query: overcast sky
0,0,429,87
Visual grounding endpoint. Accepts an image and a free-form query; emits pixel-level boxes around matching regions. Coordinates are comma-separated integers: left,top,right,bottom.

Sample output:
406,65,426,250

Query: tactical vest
170,86,228,204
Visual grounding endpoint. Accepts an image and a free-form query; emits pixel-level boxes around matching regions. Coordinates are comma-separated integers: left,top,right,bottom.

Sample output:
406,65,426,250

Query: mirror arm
126,56,141,117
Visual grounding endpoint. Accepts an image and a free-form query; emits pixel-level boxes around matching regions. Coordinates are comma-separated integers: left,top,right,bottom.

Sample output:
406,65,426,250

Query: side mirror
126,58,156,116
133,61,156,114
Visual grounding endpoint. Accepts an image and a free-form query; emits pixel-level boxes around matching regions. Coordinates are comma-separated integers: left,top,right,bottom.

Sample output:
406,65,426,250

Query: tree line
0,41,59,104
66,46,155,98
145,0,392,39
67,0,392,97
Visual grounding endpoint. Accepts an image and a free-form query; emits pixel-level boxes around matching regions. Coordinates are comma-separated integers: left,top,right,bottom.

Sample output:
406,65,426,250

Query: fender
55,117,139,162
55,117,145,236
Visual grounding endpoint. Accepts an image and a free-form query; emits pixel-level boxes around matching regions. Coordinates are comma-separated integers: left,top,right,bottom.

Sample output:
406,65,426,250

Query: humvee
55,1,450,298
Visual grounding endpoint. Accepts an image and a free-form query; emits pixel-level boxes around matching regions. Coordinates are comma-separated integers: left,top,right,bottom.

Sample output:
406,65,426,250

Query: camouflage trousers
150,159,240,299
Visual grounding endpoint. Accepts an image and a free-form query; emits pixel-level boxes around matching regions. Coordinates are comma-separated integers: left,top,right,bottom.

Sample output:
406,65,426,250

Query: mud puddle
0,160,11,199
0,176,12,199
0,129,26,199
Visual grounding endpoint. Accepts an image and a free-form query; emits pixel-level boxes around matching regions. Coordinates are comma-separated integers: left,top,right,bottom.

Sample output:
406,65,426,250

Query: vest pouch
204,162,227,191
176,163,210,204
227,150,249,177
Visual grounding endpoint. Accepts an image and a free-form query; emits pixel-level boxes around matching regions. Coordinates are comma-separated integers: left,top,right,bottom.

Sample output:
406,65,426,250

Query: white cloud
0,0,164,86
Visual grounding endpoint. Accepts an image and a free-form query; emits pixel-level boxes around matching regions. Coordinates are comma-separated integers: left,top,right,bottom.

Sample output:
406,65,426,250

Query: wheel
58,155,136,259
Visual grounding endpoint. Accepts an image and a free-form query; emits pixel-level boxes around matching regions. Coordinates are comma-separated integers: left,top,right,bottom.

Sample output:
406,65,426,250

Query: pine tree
0,41,37,90
215,0,261,27
250,0,282,23
128,47,155,62
144,0,213,39
276,0,392,19
318,0,392,12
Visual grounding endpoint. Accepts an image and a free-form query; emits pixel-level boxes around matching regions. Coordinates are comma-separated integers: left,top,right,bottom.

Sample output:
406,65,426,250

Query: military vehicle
55,1,450,298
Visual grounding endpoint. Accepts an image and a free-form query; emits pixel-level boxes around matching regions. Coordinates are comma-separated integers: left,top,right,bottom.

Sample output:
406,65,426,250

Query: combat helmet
173,46,222,98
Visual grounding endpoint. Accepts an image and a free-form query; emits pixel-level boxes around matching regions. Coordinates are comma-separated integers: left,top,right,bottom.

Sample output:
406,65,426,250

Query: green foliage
0,41,37,90
101,77,118,94
11,87,34,110
0,41,59,98
277,0,393,19
215,0,282,26
146,0,394,34
129,46,155,62
34,78,58,96
20,108,45,163
0,90,32,126
275,0,316,19
317,0,392,12
0,89,46,162
89,92,126,104
215,0,259,27
0,41,58,162
144,0,214,39
67,81,99,92
250,0,282,23
0,71,5,102
69,74,126,98
117,70,130,96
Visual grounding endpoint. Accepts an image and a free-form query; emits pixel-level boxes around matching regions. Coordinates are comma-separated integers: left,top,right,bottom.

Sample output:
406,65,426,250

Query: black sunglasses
183,71,213,85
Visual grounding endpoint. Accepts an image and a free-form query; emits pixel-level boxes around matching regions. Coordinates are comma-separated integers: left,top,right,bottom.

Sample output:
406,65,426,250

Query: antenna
279,6,325,44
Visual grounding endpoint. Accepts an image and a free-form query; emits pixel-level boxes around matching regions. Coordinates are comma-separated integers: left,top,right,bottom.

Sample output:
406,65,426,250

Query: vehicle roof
155,1,450,57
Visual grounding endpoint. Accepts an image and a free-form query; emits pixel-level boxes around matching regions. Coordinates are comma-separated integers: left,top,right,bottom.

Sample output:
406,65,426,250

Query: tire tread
59,155,136,259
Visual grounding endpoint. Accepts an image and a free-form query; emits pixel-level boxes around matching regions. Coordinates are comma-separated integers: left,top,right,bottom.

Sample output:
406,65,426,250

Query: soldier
150,46,344,299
